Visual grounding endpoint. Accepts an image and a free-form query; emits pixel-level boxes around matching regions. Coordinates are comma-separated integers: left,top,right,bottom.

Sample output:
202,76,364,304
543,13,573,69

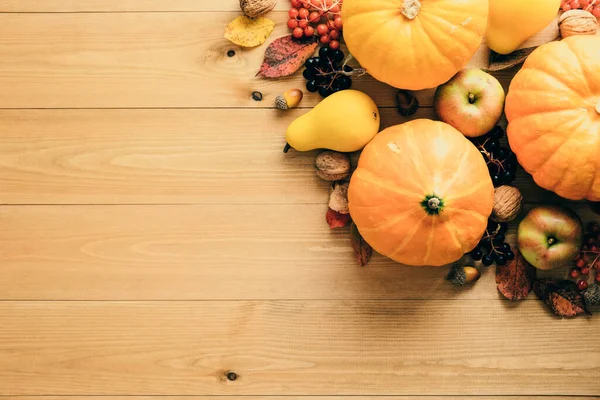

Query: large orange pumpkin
505,36,600,201
343,0,489,90
348,119,494,266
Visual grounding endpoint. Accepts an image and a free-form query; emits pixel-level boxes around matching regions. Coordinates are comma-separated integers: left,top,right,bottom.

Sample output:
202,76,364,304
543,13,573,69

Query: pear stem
401,0,421,19
283,143,292,153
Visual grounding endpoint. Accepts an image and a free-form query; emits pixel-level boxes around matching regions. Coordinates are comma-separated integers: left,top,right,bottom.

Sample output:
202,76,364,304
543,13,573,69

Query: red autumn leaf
350,222,372,267
533,279,591,318
326,207,351,229
496,250,536,301
257,35,318,78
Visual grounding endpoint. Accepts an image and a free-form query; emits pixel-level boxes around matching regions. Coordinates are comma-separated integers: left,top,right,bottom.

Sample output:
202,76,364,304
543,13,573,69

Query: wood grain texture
0,203,596,301
0,108,563,205
0,11,551,109
0,301,599,396
3,398,598,400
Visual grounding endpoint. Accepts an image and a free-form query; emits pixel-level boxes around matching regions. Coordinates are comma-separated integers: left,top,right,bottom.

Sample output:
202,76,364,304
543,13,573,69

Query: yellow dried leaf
224,16,275,48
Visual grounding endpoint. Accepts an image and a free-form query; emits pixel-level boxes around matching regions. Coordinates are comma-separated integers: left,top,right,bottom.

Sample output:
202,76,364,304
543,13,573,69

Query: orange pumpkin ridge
505,35,600,201
348,119,494,267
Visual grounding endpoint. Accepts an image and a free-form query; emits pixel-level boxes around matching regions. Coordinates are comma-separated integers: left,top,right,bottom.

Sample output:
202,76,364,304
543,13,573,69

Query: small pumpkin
343,0,488,90
348,119,494,266
505,36,600,201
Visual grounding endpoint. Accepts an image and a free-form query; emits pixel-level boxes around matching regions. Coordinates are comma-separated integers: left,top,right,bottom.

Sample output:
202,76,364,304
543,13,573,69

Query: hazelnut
315,151,351,182
559,10,597,38
240,0,277,18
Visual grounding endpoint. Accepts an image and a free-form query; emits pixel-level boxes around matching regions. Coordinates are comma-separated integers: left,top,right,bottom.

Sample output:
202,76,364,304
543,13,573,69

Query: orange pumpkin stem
401,0,421,20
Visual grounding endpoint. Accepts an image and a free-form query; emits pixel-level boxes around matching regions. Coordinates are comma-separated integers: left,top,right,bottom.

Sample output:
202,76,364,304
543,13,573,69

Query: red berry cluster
561,0,600,17
571,222,600,291
288,0,344,49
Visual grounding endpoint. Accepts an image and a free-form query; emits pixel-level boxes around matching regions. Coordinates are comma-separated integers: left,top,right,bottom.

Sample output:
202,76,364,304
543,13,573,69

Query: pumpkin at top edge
342,0,489,91
505,35,600,201
347,119,494,267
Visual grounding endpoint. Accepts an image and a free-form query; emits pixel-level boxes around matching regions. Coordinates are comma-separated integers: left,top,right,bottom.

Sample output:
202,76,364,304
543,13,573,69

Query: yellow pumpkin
343,0,489,90
505,36,600,201
348,119,494,266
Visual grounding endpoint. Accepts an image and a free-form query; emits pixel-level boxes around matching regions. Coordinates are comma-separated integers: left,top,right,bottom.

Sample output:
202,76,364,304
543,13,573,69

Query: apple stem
547,237,557,246
468,93,476,104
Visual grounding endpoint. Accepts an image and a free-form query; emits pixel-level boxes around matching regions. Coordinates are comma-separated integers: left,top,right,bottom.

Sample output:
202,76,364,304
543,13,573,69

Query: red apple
517,205,583,271
434,68,505,138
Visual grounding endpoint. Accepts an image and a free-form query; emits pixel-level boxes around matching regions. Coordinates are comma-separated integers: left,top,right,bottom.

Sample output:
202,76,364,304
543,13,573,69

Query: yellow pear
285,90,380,152
485,0,561,55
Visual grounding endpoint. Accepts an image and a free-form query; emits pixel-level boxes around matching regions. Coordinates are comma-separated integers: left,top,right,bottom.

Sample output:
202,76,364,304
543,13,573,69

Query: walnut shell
491,185,523,223
329,181,349,214
239,0,277,18
559,10,598,38
315,151,351,182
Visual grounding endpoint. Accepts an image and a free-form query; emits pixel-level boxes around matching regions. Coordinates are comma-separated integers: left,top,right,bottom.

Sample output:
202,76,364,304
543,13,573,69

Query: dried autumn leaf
496,251,536,301
257,35,318,78
533,279,591,318
485,36,558,72
350,223,372,267
326,207,351,229
224,16,275,48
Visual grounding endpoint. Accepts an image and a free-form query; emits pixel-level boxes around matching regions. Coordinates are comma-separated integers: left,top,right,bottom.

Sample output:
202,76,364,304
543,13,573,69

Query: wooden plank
0,0,289,12
1,397,597,400
0,108,562,205
0,301,598,396
0,11,530,109
0,203,596,301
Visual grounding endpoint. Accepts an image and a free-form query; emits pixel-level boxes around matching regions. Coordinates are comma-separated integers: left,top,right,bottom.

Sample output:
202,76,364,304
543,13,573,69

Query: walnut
315,151,351,182
239,0,277,18
491,185,523,223
559,10,598,38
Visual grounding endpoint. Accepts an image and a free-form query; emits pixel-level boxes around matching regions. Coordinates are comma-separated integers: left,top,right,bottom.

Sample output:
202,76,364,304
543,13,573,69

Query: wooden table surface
0,1,599,398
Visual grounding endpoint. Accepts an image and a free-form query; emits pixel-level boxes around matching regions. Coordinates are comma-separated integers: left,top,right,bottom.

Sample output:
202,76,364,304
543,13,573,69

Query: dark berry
502,169,515,182
332,49,344,62
501,242,511,252
577,280,589,291
494,253,507,265
491,126,504,139
497,147,509,159
492,174,502,186
487,220,499,232
318,86,333,98
505,250,515,261
581,267,591,275
303,68,315,80
570,268,581,278
480,238,492,249
488,164,500,176
470,248,483,261
486,139,499,152
482,254,494,266
343,65,353,73
318,46,331,59
495,233,506,243
305,58,318,68
337,76,352,90
306,80,318,92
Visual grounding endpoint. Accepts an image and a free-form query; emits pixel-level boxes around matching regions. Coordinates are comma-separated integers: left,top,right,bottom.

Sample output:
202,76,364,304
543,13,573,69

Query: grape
486,139,499,152
318,86,332,98
337,75,352,90
505,250,515,261
306,80,318,93
497,147,509,159
492,174,502,186
305,58,318,68
495,233,506,243
343,65,353,73
501,242,511,252
498,222,509,234
491,126,505,139
482,254,494,266
487,220,499,231
470,248,483,261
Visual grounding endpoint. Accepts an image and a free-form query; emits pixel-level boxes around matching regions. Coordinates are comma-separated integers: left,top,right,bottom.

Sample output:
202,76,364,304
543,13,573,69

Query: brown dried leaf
224,16,275,48
326,207,351,229
257,35,318,78
533,279,591,318
350,223,372,267
485,47,538,72
496,251,536,301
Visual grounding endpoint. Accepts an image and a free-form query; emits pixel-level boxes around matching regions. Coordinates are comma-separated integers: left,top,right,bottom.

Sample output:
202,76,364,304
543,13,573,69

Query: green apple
517,205,583,271
434,68,505,138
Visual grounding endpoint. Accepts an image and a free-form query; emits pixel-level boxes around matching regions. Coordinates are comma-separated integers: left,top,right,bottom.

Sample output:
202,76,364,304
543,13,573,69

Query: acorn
275,89,303,110
447,266,481,286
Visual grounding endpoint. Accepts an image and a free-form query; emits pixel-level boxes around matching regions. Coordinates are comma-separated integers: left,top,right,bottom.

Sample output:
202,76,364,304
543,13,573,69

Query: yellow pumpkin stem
428,197,440,210
401,0,421,20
